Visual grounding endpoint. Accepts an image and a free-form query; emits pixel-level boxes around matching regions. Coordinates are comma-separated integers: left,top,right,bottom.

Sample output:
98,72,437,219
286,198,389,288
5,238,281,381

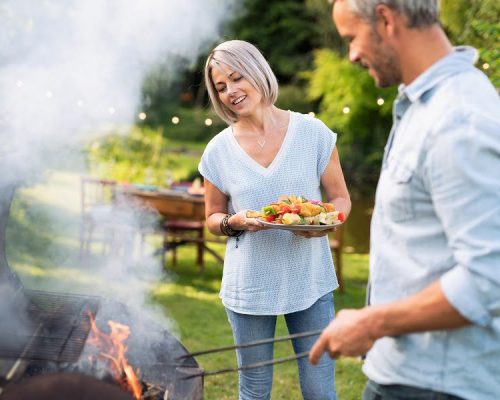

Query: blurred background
1,1,498,399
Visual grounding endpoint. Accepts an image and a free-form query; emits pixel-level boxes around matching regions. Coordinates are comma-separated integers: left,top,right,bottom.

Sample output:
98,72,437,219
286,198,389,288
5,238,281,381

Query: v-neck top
199,111,339,315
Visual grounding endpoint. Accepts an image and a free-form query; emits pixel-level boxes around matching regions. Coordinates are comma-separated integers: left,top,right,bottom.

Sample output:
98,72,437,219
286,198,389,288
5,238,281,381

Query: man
309,1,500,399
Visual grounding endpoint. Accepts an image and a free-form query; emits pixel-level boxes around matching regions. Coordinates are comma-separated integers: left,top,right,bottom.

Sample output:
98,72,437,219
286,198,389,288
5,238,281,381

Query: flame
87,312,142,399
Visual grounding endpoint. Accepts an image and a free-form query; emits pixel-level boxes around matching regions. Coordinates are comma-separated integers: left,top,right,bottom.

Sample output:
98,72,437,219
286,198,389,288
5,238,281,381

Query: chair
329,226,344,292
162,182,205,272
79,176,119,257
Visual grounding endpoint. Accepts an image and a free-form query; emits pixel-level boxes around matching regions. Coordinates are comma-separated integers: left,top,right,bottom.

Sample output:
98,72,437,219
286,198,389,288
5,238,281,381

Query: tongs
177,329,322,380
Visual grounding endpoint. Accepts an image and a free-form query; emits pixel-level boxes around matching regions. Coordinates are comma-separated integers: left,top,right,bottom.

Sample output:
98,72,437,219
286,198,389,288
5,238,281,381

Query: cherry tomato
280,205,291,214
290,205,301,214
338,212,345,222
265,215,276,222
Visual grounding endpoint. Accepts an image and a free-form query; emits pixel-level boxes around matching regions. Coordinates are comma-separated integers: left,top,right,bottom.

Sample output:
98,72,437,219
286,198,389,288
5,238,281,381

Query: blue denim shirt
364,47,500,399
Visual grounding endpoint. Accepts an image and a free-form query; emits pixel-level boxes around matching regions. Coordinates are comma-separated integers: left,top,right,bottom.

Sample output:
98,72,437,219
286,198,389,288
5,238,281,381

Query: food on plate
246,210,262,218
248,195,345,226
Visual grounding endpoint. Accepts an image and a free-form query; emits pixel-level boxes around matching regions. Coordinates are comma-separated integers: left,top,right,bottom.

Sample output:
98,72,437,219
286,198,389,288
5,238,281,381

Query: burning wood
87,311,143,399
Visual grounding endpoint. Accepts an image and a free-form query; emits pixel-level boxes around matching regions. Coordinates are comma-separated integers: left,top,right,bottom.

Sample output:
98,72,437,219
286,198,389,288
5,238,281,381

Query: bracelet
220,214,244,237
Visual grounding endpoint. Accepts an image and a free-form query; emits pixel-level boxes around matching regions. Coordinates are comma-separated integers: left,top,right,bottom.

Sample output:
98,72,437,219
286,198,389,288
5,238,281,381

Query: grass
155,248,368,399
6,170,369,399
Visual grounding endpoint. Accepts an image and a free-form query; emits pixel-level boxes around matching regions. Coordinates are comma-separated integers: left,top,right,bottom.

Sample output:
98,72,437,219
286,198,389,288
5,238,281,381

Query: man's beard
369,29,402,87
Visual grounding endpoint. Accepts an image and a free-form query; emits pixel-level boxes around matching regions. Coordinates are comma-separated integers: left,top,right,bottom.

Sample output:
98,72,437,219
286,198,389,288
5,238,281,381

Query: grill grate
0,290,99,363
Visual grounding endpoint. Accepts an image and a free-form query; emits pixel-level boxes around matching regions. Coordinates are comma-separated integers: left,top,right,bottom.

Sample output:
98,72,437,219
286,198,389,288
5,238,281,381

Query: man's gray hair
346,0,440,27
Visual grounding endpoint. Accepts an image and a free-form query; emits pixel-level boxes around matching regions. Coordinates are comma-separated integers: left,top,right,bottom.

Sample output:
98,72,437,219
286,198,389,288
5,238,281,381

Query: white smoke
0,0,236,178
0,0,237,341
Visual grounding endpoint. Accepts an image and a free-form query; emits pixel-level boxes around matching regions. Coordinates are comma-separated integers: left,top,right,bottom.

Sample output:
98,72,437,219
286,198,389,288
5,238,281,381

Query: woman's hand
293,227,336,238
229,210,268,232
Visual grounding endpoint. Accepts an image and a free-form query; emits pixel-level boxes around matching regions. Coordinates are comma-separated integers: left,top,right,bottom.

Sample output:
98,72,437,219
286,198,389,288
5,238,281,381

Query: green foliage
226,0,321,83
155,106,226,142
441,0,500,87
306,49,396,193
86,127,202,185
275,84,317,114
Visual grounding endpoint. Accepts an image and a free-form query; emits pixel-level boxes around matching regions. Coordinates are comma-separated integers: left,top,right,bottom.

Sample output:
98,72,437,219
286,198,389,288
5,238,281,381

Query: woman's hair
204,40,279,125
344,0,440,28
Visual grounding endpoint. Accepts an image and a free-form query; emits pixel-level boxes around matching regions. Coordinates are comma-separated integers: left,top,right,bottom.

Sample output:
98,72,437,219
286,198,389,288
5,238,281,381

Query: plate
258,219,342,231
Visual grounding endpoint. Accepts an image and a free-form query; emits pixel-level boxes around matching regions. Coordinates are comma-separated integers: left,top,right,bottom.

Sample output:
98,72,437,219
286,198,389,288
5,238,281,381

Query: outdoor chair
79,176,119,257
162,182,205,272
80,176,160,260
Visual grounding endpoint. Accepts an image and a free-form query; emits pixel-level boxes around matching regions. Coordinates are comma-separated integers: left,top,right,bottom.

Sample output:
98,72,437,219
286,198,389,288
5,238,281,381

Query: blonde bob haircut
204,40,279,125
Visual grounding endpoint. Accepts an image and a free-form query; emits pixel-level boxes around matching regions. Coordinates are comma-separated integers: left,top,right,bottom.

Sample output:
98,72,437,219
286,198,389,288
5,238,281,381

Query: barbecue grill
0,182,203,399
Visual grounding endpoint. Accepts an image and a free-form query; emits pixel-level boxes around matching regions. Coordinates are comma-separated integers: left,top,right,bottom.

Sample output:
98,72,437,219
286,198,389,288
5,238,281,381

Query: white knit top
199,111,339,315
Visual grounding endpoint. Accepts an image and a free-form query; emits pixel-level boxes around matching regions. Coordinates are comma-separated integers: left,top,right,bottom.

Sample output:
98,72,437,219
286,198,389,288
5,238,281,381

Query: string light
108,107,116,115
45,90,53,98
482,63,490,70
171,116,180,124
138,112,147,120
77,100,84,107
342,106,350,114
377,97,385,106
204,118,212,126
16,81,24,88
308,112,315,118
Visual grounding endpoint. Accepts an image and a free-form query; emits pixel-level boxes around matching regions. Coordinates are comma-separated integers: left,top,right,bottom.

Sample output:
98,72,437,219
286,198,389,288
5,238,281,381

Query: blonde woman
199,40,350,400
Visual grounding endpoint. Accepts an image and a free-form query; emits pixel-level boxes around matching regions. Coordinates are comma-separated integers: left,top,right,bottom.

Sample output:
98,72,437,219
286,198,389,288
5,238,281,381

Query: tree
226,0,321,83
441,0,499,88
305,49,396,194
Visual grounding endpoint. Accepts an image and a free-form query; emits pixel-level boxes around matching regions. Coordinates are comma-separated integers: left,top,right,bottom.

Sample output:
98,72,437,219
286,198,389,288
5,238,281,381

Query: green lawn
6,170,368,399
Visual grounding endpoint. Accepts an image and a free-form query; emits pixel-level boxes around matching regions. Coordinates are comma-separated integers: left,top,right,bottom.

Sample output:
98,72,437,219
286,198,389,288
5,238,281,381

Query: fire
87,312,142,399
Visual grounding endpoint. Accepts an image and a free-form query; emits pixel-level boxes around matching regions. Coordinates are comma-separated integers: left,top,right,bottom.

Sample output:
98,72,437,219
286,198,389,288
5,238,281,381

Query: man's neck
398,25,454,85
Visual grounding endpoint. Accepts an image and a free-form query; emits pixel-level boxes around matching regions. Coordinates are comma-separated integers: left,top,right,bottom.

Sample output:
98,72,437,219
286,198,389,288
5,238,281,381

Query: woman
198,40,350,400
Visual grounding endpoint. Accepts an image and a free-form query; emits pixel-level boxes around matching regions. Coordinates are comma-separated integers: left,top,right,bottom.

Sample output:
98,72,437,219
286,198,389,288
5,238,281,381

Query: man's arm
309,281,469,363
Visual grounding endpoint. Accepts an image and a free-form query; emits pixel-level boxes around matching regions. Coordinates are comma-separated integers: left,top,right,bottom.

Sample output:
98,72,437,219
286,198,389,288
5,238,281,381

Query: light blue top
199,111,339,315
365,47,500,399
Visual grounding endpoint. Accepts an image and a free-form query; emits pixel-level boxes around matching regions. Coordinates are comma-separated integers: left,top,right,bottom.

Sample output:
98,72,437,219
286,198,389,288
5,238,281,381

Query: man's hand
309,307,380,364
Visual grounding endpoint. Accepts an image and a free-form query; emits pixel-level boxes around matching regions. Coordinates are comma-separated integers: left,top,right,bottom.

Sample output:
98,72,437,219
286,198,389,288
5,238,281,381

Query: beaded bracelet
220,214,244,237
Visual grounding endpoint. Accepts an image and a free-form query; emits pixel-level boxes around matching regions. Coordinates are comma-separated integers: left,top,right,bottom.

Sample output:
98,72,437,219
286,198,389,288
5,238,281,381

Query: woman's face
210,63,263,117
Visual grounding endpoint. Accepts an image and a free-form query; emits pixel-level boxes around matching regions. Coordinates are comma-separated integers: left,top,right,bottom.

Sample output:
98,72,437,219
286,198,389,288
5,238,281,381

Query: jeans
225,292,336,400
362,380,465,400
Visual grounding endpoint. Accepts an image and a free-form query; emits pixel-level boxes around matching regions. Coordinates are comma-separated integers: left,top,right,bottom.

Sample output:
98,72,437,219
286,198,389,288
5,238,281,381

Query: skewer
180,351,310,380
176,329,322,360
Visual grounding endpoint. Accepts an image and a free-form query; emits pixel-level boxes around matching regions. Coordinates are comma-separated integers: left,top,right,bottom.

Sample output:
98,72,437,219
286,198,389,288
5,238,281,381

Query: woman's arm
294,147,350,239
204,179,264,236
321,147,351,219
204,179,231,236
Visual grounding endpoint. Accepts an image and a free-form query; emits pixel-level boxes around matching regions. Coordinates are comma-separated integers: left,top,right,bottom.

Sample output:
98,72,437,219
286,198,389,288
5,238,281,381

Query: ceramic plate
258,219,342,231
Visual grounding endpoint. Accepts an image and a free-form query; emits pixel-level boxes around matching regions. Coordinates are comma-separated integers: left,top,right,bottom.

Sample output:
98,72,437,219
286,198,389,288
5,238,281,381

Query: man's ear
375,4,399,38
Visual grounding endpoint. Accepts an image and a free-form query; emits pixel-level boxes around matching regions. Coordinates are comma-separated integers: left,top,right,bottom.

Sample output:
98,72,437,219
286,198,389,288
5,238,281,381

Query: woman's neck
233,105,287,136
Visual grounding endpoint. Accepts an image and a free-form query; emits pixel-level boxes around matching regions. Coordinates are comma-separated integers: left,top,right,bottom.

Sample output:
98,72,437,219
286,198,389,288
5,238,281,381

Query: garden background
4,0,498,399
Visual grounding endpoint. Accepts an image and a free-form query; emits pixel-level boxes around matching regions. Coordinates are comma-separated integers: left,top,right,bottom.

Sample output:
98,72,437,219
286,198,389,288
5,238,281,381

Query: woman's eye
233,76,242,82
216,86,226,93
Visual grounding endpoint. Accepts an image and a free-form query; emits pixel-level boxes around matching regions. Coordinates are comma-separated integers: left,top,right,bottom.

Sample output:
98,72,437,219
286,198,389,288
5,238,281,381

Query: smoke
0,0,236,179
0,0,237,360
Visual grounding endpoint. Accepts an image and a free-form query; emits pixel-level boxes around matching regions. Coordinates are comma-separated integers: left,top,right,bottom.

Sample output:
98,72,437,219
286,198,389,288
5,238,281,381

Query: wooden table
118,186,224,268
119,187,206,220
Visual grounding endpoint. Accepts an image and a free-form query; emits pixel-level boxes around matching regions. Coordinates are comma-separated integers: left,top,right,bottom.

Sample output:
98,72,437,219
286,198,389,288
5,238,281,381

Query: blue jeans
225,292,336,400
362,380,465,400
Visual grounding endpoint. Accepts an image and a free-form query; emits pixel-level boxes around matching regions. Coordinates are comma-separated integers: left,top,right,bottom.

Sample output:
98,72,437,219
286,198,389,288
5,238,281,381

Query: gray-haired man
310,1,500,399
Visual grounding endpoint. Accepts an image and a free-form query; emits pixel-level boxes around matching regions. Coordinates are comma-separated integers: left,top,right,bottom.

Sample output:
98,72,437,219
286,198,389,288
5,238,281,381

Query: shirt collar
397,46,478,103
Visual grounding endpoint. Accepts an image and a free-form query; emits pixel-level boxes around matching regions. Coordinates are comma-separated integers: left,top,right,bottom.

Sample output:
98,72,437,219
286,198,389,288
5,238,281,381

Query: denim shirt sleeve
425,108,500,326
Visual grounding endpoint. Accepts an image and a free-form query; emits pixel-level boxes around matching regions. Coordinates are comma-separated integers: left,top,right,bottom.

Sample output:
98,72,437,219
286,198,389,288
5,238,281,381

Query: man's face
333,0,401,87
